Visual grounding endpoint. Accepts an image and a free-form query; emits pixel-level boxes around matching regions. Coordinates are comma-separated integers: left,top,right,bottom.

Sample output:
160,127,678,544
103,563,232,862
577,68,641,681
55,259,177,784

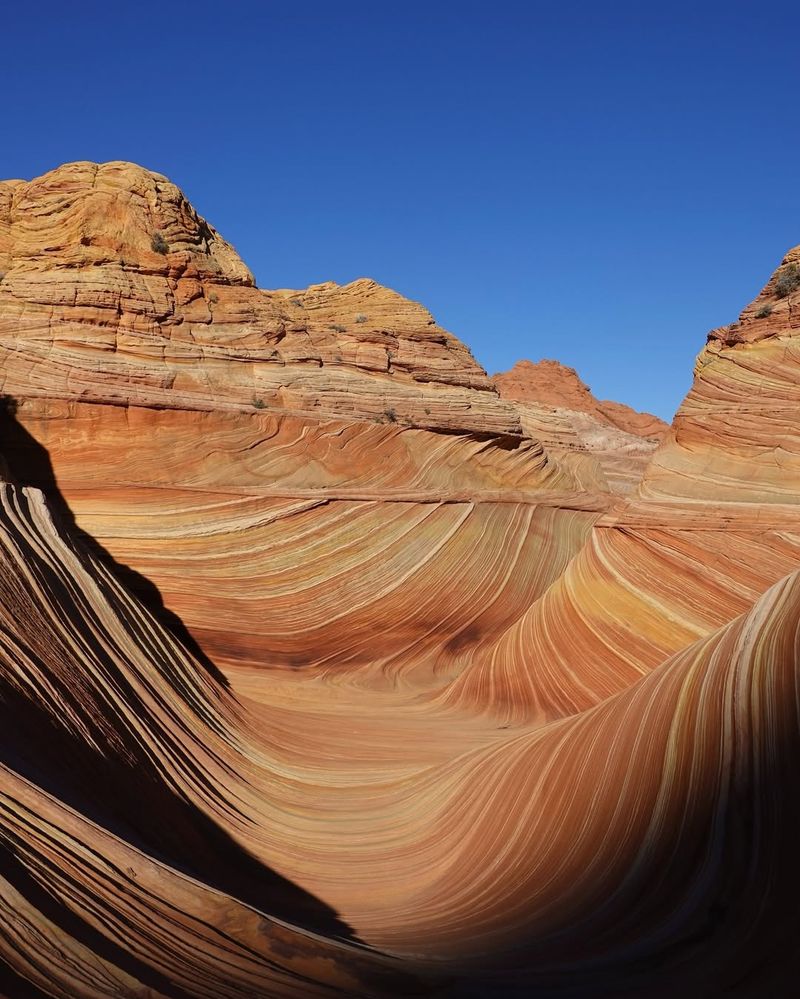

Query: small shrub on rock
756,304,773,319
355,313,368,323
151,231,169,255
775,264,800,298
252,396,266,409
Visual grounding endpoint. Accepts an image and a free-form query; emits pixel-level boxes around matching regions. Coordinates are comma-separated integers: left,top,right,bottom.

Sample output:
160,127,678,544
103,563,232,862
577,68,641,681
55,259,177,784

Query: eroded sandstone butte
494,358,669,494
494,357,668,439
2,161,800,999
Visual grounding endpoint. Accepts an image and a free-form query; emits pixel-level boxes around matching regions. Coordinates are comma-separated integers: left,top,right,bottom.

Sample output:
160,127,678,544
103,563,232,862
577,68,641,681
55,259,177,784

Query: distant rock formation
493,359,669,493
494,358,669,438
2,162,800,999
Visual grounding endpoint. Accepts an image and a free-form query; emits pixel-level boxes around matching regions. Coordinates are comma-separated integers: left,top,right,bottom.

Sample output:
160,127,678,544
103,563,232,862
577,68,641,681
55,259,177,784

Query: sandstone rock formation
0,162,522,435
494,357,669,438
641,245,800,504
2,162,800,999
494,358,669,493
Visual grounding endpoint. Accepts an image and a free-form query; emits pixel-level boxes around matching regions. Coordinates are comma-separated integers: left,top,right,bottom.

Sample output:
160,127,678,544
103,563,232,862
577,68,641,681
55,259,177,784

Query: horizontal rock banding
494,359,669,494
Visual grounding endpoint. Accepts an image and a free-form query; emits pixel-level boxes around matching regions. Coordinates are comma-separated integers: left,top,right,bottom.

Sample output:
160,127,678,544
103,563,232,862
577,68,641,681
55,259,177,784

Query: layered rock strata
641,246,800,503
2,162,800,999
494,358,669,493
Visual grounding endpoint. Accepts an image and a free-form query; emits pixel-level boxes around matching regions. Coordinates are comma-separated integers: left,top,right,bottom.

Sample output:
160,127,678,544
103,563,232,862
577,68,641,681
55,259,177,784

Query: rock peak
0,161,517,435
0,159,255,286
705,243,800,351
493,358,668,440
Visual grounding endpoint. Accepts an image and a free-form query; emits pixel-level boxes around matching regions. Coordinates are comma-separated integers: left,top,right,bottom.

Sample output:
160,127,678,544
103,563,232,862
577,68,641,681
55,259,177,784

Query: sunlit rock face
1,162,800,999
0,161,600,684
494,357,668,439
0,161,520,432
641,246,800,504
494,358,669,494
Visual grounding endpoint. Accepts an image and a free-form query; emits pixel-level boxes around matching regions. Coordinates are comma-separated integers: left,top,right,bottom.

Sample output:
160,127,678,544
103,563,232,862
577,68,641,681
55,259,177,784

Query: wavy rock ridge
1,162,800,998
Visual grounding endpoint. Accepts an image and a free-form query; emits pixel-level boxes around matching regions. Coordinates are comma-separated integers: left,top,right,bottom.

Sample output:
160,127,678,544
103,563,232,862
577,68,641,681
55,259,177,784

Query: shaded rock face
2,162,800,999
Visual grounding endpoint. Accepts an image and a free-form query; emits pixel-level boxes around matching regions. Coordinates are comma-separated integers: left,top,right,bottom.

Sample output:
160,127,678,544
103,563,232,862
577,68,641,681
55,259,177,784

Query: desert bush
252,396,266,409
329,323,347,333
355,313,368,323
150,231,169,255
775,263,800,298
209,292,219,304
383,407,397,423
756,304,773,318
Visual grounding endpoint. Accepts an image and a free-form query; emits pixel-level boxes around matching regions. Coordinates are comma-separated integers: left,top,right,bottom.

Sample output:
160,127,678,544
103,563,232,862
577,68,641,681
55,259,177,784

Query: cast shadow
0,397,364,955
0,395,230,691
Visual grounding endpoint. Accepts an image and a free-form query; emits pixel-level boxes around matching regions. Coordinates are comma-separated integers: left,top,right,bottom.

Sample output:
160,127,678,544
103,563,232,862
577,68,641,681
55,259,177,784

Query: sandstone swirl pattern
1,162,799,998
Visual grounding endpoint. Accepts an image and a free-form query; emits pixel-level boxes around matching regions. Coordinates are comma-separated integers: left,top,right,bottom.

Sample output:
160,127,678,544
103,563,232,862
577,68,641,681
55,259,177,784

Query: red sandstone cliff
494,358,669,439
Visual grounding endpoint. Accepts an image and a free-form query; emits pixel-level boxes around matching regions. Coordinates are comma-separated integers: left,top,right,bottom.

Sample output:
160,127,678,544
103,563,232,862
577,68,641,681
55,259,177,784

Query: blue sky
3,1,799,420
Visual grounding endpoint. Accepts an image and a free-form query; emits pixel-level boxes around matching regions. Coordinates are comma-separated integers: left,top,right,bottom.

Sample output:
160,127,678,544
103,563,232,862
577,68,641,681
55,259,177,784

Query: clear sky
3,1,799,420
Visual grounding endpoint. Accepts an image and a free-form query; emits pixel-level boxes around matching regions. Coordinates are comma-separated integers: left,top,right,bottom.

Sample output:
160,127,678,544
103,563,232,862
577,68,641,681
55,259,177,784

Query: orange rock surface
494,357,669,438
2,162,800,999
641,245,800,503
493,359,669,494
0,161,520,435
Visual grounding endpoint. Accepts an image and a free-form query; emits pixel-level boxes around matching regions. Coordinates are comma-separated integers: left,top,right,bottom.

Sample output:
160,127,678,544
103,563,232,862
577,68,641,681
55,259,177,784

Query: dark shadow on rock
0,836,198,999
0,395,230,691
0,396,366,953
1,681,361,946
0,959,66,999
